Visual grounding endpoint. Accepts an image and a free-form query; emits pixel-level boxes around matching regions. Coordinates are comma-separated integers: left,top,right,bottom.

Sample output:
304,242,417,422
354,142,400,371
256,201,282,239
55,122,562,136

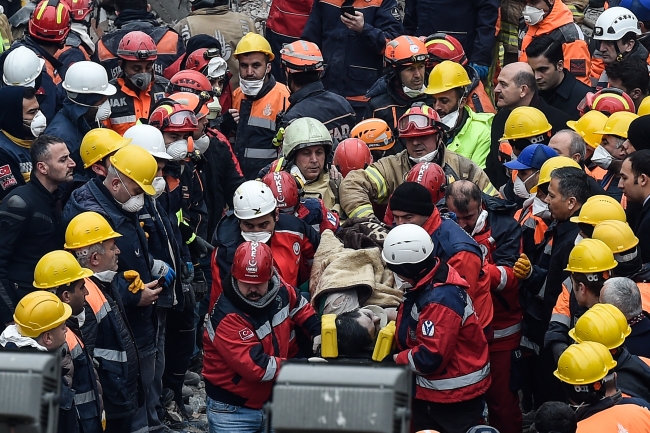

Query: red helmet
232,241,274,284
406,162,446,203
168,70,214,97
62,0,93,21
333,138,373,177
29,0,72,44
424,33,468,68
148,103,198,133
261,171,301,211
185,48,222,73
398,104,445,138
117,31,158,61
578,88,636,116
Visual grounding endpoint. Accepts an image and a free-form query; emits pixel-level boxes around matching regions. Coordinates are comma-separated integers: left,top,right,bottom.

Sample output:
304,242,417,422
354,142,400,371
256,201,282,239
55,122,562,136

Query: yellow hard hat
233,32,274,60
593,111,639,139
80,128,131,169
33,250,93,290
530,156,581,193
570,195,626,226
569,303,631,350
592,220,639,253
109,145,158,196
64,211,122,249
554,341,614,385
501,107,552,141
424,60,471,95
13,291,72,338
565,239,618,274
566,110,609,149
638,96,650,117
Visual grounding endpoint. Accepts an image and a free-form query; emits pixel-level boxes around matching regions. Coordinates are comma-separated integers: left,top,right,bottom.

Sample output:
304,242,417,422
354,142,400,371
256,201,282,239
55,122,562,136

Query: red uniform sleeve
485,262,518,294
448,251,481,292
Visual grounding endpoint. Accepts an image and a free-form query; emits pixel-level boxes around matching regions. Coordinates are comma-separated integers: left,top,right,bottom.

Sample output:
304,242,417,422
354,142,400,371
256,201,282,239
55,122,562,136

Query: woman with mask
45,61,116,177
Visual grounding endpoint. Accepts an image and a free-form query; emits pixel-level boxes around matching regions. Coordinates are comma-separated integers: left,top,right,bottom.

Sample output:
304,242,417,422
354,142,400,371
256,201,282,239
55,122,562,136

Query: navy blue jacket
44,100,94,176
628,314,650,359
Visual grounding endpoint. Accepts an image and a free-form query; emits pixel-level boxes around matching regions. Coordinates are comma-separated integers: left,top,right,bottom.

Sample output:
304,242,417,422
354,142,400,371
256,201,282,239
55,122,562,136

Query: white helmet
123,124,173,160
233,180,277,220
207,57,228,80
62,61,117,96
382,224,434,265
282,117,333,161
3,46,45,87
594,7,641,41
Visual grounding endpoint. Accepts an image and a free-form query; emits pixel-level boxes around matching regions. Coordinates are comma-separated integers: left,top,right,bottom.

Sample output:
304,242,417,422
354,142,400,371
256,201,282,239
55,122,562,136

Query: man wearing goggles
340,102,497,220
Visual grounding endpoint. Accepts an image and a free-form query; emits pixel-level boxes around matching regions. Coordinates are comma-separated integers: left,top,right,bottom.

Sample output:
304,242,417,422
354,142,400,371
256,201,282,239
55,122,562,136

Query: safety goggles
169,110,198,128
398,113,434,131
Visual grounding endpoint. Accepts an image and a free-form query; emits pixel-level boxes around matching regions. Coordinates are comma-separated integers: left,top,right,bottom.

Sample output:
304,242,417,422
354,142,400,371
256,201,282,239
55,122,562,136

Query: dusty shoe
184,370,201,386
163,402,187,431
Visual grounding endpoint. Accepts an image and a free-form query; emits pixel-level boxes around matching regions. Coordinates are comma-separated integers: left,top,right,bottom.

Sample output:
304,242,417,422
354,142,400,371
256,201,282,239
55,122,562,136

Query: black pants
163,297,196,407
411,396,484,433
104,415,132,433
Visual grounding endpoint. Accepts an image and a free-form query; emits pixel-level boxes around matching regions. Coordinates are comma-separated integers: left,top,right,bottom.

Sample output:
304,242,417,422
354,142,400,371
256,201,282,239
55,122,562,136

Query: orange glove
513,254,532,280
124,270,145,294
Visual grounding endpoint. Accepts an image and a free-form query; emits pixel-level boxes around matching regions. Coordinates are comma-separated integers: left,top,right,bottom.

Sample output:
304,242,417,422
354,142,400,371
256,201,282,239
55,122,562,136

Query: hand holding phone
341,4,355,16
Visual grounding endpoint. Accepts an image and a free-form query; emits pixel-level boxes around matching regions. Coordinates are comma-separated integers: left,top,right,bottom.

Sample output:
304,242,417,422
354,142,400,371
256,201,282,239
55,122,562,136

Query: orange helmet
333,138,373,177
62,0,93,21
578,88,636,117
398,104,445,138
280,40,325,73
425,33,468,68
232,241,274,284
168,70,214,97
385,35,428,67
350,118,395,151
261,171,301,211
117,31,157,61
406,162,446,203
185,47,221,73
148,103,198,133
169,92,209,119
29,0,71,44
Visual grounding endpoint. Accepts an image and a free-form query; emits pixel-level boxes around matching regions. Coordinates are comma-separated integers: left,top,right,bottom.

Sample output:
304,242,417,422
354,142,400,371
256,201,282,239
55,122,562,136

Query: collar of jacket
30,172,62,201
62,99,96,133
289,81,325,105
527,0,573,35
630,263,650,283
555,207,581,234
23,36,63,69
387,76,429,105
245,74,278,101
222,270,281,316
628,40,650,61
407,258,471,294
2,130,32,148
541,69,576,102
422,207,442,235
190,5,230,15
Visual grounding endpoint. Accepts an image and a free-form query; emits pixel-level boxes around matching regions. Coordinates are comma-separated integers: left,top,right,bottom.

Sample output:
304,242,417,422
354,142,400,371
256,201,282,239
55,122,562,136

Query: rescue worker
554,342,650,431
592,7,647,89
32,250,104,433
384,224,491,433
544,238,617,362
518,0,591,86
56,0,94,77
104,31,169,136
349,118,396,163
45,61,117,175
300,0,403,120
64,211,143,433
619,150,650,262
571,303,650,403
78,128,131,180
209,180,320,311
279,40,356,143
94,0,184,79
203,241,320,432
501,107,553,160
570,195,627,239
387,182,489,332
0,0,71,122
223,33,289,180
487,62,571,188
0,86,44,199
340,104,497,220
591,111,639,201
332,138,373,178
567,111,608,180
606,56,650,111
173,0,256,89
1,45,44,88
424,61,493,168
525,35,591,120
578,88,637,118
424,33,495,114
365,35,432,146
444,180,523,433
0,135,73,328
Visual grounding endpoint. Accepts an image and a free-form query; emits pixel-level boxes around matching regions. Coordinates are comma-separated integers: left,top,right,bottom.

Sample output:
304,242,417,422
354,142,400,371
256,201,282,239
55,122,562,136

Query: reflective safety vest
576,403,650,433
104,76,168,136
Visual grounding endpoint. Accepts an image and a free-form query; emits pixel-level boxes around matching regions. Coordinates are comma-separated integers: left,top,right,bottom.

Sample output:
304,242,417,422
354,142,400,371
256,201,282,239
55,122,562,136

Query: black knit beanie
389,182,434,217
627,116,650,152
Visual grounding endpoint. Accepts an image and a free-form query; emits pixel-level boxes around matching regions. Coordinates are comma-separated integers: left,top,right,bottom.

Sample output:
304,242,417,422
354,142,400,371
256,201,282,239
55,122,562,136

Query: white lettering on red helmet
246,241,259,274
417,162,429,183
273,172,285,206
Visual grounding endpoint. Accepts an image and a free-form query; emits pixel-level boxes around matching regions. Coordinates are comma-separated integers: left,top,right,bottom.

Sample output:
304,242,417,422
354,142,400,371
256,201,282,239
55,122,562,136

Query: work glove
124,270,146,294
139,221,150,239
181,262,195,285
188,235,214,259
151,260,176,288
312,334,322,355
272,127,285,147
470,62,489,80
513,254,532,280
192,266,208,302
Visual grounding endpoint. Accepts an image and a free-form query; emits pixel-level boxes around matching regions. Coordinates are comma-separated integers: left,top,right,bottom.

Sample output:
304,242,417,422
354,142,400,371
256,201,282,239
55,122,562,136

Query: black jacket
487,93,572,188
633,197,650,264
614,346,650,403
628,314,650,359
539,70,591,121
0,175,63,324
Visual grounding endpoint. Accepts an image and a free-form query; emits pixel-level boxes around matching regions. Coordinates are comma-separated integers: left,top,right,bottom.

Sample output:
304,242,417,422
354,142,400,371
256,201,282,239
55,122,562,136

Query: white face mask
194,134,210,154
523,5,545,25
441,109,460,129
409,149,439,164
95,100,112,122
152,176,166,199
118,192,144,213
166,139,188,160
393,273,413,290
241,231,272,243
402,84,425,98
471,209,489,236
591,145,614,169
26,110,47,137
513,170,539,199
239,76,265,97
532,196,551,219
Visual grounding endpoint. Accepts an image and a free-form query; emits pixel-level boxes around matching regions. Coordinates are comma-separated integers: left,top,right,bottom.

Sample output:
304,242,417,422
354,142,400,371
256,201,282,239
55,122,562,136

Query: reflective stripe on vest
493,322,522,339
550,313,571,327
244,148,279,159
365,166,388,203
94,348,127,362
248,116,276,130
74,390,96,405
84,278,111,323
520,335,540,355
415,363,490,391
